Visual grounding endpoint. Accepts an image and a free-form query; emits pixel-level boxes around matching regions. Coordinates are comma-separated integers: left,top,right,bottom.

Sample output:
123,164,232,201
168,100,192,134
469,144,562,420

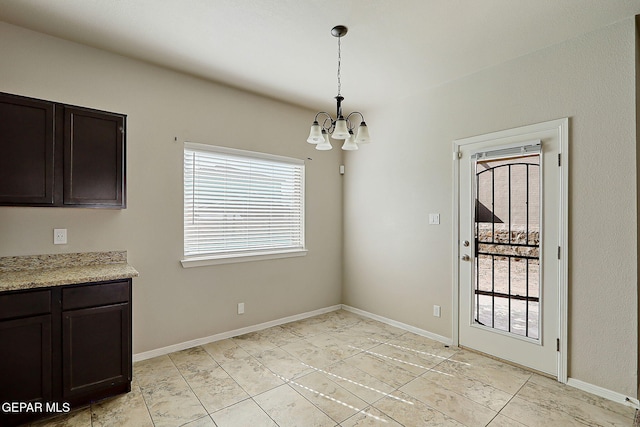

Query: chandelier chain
337,36,341,96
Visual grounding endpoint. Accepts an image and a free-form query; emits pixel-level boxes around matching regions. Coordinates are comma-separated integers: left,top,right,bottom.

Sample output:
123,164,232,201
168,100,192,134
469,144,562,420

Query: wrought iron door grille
474,156,540,339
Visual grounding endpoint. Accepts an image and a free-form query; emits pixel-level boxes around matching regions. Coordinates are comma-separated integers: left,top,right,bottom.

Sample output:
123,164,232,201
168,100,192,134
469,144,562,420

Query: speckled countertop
0,251,139,292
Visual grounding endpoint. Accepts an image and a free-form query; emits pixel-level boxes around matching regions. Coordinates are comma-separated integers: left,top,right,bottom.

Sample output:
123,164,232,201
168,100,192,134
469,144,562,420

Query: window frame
181,142,307,268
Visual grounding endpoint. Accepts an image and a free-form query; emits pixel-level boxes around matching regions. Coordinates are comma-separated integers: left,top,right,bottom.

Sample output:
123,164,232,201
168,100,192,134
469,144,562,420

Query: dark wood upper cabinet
0,94,55,205
64,107,125,207
0,92,126,208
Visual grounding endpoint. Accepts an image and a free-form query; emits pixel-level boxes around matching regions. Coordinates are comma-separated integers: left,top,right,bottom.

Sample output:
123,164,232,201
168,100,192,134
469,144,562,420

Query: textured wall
343,19,637,396
0,22,344,354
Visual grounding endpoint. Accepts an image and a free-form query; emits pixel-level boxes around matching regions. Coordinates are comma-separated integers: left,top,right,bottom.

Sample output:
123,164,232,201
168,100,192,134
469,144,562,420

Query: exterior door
454,119,568,378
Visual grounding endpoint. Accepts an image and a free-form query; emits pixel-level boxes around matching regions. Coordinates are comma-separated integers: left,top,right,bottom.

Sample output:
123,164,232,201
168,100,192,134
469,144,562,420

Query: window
182,143,306,267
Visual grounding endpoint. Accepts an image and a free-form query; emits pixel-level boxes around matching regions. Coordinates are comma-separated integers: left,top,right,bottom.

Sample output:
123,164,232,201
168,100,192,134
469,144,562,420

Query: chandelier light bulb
332,117,350,139
315,130,333,150
355,121,371,144
342,131,359,150
307,121,323,144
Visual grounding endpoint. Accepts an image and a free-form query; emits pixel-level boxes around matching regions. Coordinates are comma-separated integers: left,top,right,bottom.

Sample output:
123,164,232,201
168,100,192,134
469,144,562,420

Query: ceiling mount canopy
307,25,371,151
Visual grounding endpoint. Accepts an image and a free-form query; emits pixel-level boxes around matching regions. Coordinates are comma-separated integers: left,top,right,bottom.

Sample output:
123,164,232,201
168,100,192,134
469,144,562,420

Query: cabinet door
64,107,125,207
62,303,130,400
0,93,55,205
0,315,53,403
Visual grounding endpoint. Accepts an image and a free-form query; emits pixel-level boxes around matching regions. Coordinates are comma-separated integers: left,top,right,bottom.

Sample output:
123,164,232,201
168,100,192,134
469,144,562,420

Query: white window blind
183,143,305,263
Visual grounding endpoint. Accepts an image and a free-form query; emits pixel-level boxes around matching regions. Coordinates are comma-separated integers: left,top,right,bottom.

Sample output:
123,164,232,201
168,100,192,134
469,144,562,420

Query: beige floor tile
372,390,465,426
487,414,528,426
184,364,250,413
255,346,315,380
291,371,369,423
257,325,304,346
282,317,337,338
309,311,364,333
419,369,513,412
304,333,364,360
337,321,404,344
340,406,404,427
211,399,277,427
254,384,337,427
169,343,250,413
134,355,181,388
527,374,637,420
91,383,153,427
365,343,439,375
438,350,531,394
315,309,363,323
281,339,345,370
220,353,285,396
322,361,397,404
140,375,207,427
203,339,252,364
169,346,218,374
516,380,634,426
400,375,497,427
327,329,383,351
232,331,278,356
343,352,417,389
501,396,600,427
30,407,92,427
385,333,460,359
182,415,217,426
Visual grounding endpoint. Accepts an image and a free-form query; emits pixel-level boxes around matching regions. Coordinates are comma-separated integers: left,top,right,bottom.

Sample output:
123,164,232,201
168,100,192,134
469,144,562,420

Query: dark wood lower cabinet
62,303,130,401
0,315,53,426
0,280,132,426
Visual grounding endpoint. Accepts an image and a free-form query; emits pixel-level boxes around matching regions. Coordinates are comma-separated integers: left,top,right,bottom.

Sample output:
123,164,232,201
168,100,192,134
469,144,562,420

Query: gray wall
343,18,638,396
0,22,344,354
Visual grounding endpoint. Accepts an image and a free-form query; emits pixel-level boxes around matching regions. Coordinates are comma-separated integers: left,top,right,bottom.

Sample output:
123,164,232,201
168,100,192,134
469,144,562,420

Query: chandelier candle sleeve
306,25,371,150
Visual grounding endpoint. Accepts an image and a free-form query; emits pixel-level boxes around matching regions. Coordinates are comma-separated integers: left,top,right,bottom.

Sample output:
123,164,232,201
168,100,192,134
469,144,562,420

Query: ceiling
1,0,639,113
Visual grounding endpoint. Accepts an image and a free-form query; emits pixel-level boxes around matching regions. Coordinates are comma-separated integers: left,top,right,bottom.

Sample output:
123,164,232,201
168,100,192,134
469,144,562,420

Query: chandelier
306,25,371,151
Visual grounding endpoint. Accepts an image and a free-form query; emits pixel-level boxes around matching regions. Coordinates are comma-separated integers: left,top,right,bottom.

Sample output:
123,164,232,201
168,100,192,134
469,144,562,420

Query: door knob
461,254,471,261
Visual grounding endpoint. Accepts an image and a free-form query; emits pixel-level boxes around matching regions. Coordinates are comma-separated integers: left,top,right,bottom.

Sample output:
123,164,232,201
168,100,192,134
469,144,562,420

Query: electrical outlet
53,228,67,245
237,302,245,315
429,214,440,225
433,305,441,318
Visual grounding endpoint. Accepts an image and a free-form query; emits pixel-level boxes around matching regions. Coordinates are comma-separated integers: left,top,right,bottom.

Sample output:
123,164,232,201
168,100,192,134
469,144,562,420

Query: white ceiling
1,0,639,113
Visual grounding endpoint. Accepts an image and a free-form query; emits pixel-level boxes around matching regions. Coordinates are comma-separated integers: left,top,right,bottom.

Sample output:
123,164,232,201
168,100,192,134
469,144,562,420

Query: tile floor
29,310,636,427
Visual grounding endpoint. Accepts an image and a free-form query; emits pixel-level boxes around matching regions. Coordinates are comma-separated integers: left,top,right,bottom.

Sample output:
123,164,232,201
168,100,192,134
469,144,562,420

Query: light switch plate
433,305,441,317
53,228,67,245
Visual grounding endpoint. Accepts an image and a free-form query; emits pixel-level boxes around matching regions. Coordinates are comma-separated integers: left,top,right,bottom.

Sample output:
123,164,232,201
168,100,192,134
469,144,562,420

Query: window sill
180,249,308,268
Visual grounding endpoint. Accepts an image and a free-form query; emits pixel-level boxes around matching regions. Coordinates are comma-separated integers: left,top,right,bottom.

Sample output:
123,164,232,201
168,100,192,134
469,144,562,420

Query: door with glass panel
456,121,567,377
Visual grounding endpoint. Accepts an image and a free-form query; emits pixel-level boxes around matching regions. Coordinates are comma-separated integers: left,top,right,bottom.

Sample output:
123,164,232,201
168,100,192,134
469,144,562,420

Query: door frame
452,118,569,383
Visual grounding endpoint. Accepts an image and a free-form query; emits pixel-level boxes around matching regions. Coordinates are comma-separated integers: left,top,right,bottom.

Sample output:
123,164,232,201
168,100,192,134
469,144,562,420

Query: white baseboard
340,304,454,346
133,304,342,362
567,378,640,410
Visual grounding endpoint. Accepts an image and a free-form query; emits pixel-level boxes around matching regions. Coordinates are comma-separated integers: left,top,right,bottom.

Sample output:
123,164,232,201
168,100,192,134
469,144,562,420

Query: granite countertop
0,251,139,292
